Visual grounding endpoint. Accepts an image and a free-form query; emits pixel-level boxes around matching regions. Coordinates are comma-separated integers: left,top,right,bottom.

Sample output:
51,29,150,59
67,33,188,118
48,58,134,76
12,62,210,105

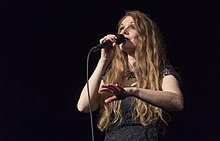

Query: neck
128,55,135,69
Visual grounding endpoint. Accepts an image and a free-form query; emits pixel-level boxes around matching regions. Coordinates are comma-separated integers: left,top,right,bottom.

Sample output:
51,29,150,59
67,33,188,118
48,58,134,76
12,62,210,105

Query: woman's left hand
99,84,129,103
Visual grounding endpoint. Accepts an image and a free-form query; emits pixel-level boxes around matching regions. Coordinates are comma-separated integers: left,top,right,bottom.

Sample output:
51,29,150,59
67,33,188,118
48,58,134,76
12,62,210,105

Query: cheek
131,36,139,47
131,39,138,47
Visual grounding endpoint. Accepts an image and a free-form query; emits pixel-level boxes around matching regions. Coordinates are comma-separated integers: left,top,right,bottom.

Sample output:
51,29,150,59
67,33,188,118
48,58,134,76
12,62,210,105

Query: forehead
120,16,134,25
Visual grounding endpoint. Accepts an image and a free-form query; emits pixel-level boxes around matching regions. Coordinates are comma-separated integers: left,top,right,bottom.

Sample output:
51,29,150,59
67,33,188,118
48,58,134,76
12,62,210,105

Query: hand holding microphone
91,34,125,52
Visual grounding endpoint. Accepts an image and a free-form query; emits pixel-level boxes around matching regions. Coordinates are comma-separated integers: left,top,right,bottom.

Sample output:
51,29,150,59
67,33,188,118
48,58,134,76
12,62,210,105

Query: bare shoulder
162,75,182,94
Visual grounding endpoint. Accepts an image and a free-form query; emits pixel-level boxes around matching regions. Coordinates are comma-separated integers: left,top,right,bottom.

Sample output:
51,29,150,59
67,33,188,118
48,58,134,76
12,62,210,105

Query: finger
106,34,117,42
102,85,117,92
112,42,116,47
99,35,110,44
105,95,117,103
100,85,118,94
106,84,122,92
99,87,114,94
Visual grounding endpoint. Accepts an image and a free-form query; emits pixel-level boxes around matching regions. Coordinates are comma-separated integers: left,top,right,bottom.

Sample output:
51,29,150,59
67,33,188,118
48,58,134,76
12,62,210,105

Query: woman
77,10,184,141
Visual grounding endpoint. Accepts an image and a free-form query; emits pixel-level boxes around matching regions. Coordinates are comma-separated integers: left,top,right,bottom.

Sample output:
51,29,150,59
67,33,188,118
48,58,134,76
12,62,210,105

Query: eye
119,26,124,32
129,25,136,30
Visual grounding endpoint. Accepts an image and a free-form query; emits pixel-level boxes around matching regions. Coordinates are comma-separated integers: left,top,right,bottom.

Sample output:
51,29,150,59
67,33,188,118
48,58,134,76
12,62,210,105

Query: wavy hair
97,10,170,131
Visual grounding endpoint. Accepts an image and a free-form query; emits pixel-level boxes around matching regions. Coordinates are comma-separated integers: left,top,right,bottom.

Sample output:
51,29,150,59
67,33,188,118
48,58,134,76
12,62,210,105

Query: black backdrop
1,0,220,141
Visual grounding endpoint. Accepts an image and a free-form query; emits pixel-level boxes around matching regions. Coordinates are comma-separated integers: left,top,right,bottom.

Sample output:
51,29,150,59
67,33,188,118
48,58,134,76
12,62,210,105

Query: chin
120,44,127,51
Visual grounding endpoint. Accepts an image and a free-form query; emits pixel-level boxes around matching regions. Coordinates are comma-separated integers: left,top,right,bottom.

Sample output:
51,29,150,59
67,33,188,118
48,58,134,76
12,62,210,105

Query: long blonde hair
97,10,169,131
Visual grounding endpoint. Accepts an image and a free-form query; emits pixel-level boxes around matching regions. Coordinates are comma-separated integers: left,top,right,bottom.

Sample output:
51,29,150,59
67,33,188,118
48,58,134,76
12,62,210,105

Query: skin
77,16,184,113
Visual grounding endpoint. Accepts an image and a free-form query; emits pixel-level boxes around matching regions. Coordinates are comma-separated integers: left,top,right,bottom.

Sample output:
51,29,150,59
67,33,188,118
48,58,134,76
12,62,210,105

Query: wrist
126,87,139,97
99,58,108,62
98,58,111,67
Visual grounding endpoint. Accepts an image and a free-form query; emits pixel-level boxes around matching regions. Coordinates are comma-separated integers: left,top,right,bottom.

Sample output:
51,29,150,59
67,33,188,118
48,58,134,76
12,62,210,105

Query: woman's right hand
99,34,117,61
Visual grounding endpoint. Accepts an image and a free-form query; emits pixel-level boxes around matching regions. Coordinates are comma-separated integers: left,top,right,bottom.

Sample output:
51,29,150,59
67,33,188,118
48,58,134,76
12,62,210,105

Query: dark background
1,0,220,141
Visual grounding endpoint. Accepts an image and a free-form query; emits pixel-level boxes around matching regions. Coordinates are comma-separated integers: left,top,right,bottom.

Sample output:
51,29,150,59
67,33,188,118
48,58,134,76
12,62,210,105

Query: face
118,16,139,54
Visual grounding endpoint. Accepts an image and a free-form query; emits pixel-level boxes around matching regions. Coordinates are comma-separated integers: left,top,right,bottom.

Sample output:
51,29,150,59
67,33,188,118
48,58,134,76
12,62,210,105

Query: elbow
167,92,184,111
174,96,184,111
77,103,83,112
77,102,88,113
176,101,184,111
77,101,98,113
77,95,100,113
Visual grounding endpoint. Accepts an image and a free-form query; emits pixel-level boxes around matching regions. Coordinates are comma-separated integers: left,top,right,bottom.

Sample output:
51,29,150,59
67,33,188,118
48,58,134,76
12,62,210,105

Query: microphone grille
115,34,125,44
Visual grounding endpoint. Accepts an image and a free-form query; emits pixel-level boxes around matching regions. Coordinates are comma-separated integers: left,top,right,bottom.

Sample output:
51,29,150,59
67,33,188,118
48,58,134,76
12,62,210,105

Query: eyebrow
120,22,135,27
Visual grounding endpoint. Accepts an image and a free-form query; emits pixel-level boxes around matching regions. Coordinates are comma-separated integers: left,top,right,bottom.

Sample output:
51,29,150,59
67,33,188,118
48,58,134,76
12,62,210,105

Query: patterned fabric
161,66,180,82
104,67,177,141
104,97,162,141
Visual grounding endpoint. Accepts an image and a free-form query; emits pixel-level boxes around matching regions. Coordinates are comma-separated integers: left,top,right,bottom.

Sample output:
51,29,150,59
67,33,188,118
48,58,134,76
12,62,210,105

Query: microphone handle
91,34,125,52
91,40,112,52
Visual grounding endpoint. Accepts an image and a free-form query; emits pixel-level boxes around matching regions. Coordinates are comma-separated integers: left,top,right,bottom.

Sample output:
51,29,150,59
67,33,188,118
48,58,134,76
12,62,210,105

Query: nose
121,27,129,35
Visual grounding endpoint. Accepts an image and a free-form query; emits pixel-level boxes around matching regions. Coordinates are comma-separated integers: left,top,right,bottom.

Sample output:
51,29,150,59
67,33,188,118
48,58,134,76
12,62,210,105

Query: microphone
91,34,125,52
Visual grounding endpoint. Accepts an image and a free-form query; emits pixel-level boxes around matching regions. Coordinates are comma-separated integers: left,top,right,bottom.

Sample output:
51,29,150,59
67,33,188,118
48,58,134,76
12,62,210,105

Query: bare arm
77,59,109,113
77,34,131,112
101,75,184,111
133,75,184,111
